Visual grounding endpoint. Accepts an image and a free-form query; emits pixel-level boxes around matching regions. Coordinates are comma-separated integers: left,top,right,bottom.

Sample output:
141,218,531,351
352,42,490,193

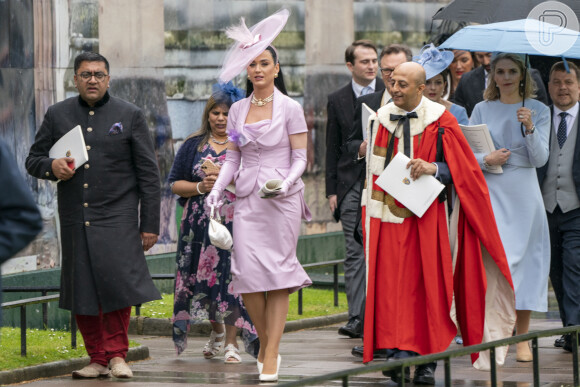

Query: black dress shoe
413,364,436,385
382,366,410,383
555,335,566,348
382,358,410,383
351,345,388,359
338,317,362,338
563,333,576,353
352,345,363,357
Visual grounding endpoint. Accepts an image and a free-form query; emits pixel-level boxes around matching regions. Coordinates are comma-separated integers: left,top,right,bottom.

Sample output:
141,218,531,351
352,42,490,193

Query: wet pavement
15,319,578,386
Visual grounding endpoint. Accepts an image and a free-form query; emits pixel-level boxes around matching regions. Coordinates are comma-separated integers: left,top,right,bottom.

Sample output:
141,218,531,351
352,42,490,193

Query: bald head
390,62,426,111
395,62,426,86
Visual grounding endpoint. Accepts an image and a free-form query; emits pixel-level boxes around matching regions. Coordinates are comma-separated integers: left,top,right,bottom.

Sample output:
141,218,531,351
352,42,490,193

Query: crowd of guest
323,33,578,384
5,7,577,385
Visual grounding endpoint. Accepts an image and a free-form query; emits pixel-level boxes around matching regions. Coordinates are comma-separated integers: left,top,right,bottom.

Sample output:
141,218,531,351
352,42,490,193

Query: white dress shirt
553,102,579,136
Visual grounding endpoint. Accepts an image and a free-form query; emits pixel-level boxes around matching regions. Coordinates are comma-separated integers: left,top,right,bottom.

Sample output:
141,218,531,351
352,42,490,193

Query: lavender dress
227,89,312,294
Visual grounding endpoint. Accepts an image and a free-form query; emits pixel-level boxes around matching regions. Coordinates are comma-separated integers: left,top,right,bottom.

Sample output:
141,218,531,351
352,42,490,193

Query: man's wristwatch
525,125,536,135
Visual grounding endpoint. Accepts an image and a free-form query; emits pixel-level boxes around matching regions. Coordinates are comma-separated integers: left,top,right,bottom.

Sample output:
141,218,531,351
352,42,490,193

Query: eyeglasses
379,67,396,75
77,72,108,81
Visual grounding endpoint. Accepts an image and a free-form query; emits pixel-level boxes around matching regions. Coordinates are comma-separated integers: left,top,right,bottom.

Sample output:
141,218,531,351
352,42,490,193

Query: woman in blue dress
469,53,550,362
168,86,257,363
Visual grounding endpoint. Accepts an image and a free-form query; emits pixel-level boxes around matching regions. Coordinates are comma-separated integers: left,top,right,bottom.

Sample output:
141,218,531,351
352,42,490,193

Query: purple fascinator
413,43,454,80
212,81,245,105
218,9,290,83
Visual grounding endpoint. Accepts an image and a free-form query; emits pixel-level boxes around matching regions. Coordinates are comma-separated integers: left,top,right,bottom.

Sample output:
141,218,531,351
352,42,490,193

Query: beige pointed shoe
109,357,133,378
516,341,533,362
72,362,110,379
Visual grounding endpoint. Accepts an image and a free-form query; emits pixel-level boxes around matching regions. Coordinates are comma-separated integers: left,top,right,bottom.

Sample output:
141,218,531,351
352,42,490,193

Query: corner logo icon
526,1,579,56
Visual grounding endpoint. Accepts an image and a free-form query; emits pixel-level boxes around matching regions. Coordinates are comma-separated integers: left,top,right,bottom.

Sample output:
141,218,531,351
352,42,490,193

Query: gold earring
274,73,278,78
247,75,250,79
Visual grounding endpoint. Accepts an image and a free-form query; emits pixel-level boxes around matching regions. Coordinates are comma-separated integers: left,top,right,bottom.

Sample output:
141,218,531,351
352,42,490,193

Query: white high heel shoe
259,354,281,382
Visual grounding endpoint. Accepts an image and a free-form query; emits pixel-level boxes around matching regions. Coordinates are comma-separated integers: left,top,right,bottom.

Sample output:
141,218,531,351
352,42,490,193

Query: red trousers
75,307,131,366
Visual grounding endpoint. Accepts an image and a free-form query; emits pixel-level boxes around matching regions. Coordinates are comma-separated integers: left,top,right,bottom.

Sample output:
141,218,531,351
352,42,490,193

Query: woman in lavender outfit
207,9,312,382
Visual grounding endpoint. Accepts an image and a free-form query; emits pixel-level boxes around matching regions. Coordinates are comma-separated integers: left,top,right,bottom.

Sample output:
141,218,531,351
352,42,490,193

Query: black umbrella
433,0,580,24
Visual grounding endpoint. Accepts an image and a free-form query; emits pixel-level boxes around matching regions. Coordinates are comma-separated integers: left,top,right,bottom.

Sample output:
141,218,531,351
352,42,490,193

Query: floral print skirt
172,192,257,356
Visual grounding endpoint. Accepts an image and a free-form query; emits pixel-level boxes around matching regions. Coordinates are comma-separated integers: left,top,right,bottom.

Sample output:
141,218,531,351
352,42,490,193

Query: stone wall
0,0,452,275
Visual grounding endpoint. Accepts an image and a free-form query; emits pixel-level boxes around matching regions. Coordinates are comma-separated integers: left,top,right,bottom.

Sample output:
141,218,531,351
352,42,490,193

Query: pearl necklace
251,92,274,107
210,135,228,145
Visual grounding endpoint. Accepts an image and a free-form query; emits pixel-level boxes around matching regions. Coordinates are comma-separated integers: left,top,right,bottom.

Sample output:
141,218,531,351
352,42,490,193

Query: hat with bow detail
413,43,454,80
218,9,290,83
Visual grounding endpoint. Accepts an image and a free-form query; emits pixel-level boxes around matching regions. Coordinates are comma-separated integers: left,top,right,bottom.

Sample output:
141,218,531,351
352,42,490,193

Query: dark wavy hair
189,94,235,150
245,46,288,96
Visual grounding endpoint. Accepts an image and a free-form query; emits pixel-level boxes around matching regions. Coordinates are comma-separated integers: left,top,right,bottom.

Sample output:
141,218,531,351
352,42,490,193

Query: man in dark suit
348,44,413,168
326,40,384,338
345,43,412,358
453,51,549,116
26,52,161,379
537,61,580,353
0,139,43,325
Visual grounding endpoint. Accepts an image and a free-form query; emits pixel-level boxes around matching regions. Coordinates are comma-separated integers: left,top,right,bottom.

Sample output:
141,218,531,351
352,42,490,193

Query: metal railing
2,258,344,356
298,259,343,314
134,259,345,316
3,286,60,329
1,294,77,356
279,326,580,387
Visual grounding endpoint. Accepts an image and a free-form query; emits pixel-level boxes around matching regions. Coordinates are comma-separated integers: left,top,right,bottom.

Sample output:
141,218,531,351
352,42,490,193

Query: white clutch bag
208,206,233,250
258,179,283,199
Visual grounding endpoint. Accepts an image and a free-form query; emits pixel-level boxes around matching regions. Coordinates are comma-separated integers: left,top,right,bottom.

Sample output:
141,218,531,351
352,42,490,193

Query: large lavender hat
413,43,454,80
218,9,290,83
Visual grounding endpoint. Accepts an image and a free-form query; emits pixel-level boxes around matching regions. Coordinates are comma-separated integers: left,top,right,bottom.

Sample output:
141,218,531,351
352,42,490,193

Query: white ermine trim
376,97,445,138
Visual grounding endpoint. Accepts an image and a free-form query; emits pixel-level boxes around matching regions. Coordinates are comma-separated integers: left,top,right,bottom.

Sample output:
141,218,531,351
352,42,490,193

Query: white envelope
49,125,89,169
374,152,444,218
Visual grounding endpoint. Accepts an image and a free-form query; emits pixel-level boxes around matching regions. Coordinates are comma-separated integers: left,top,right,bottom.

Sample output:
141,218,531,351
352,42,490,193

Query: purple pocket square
108,122,123,135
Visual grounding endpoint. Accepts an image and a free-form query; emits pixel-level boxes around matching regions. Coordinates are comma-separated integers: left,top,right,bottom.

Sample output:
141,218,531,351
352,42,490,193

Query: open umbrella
433,0,580,25
439,18,580,58
440,18,580,135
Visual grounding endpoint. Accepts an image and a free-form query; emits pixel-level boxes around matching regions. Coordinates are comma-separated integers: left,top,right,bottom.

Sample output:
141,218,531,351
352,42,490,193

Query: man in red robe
362,62,515,384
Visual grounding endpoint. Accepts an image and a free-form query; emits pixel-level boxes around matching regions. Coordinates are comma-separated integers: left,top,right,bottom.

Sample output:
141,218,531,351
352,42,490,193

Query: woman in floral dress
168,85,257,363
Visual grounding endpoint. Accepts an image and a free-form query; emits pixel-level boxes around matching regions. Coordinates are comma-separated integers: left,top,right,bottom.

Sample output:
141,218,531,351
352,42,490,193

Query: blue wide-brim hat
413,43,454,80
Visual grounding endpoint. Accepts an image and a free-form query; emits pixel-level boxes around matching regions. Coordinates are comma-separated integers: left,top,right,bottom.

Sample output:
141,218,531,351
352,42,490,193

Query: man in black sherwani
26,52,161,379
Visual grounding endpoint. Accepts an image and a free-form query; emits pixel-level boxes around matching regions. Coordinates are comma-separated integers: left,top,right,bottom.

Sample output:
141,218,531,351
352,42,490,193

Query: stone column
29,0,61,269
302,0,353,234
98,0,176,251
98,0,164,79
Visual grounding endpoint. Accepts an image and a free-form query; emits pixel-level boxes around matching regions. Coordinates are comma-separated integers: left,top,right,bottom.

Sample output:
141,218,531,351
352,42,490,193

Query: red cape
362,110,513,364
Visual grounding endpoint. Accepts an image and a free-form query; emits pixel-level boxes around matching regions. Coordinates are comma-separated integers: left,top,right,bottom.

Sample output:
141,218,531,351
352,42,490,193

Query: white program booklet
361,103,375,141
49,125,89,169
374,152,445,218
459,124,503,174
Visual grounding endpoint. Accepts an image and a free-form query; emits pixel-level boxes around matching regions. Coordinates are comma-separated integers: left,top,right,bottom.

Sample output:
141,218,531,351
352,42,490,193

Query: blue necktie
361,86,372,96
558,112,568,148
